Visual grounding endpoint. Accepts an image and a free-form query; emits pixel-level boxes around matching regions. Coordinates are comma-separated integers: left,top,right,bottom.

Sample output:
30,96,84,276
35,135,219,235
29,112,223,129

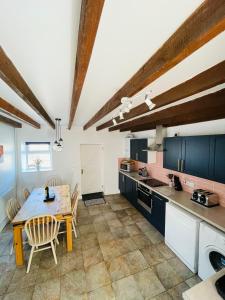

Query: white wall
16,125,127,200
0,123,16,231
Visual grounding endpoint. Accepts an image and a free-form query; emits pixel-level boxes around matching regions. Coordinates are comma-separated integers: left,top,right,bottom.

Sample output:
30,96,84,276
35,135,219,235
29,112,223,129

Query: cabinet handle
177,159,180,172
181,159,184,172
136,153,138,160
122,175,124,182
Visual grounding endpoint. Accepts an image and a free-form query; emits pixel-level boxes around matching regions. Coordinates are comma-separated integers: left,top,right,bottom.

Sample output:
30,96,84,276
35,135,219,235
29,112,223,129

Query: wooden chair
6,198,22,255
58,190,79,239
24,215,59,273
45,176,62,187
23,188,30,202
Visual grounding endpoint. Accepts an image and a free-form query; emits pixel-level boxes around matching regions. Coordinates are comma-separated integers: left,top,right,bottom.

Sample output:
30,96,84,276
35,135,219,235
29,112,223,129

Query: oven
137,183,152,213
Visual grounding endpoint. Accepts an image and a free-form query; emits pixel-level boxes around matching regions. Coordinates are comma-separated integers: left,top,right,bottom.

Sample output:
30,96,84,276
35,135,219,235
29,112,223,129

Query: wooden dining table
12,184,73,266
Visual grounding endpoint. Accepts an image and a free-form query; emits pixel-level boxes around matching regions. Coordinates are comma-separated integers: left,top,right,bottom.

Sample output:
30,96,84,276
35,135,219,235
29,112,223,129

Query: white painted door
80,144,103,195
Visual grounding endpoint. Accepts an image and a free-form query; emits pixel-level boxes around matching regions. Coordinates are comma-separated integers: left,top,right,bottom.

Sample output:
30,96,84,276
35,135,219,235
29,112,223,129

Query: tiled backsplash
118,153,225,207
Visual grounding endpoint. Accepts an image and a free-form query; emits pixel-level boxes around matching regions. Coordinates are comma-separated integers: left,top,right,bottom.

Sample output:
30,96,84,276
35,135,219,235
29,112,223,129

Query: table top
12,185,71,225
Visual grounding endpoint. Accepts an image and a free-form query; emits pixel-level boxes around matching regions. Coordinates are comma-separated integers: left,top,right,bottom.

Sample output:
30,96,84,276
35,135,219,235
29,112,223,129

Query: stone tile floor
0,194,201,300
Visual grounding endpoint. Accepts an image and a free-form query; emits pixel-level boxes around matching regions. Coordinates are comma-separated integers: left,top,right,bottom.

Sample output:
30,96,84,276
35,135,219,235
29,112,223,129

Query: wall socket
184,180,195,188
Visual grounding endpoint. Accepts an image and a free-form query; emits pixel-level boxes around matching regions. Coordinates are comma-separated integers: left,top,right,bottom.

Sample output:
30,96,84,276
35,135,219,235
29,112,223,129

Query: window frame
22,142,53,172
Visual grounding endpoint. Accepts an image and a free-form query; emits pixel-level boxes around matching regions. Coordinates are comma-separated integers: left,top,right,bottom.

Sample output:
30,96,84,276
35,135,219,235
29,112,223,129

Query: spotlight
144,94,156,110
112,118,117,126
128,100,133,110
119,110,124,120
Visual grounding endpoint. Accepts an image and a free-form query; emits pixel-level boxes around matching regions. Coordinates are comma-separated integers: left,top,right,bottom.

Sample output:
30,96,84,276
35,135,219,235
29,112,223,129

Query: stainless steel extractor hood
145,125,167,152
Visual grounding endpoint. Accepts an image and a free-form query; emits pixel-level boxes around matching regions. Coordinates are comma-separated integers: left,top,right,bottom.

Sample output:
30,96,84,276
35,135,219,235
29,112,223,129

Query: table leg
13,225,24,266
66,216,73,252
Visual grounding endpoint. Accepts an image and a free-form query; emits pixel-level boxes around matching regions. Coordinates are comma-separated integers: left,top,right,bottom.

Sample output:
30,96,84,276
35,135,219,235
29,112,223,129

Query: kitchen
0,0,225,299
119,125,225,299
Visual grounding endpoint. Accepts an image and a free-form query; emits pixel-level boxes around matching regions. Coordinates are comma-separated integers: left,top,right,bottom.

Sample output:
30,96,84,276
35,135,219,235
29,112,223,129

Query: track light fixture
112,118,117,126
119,110,124,120
144,93,156,110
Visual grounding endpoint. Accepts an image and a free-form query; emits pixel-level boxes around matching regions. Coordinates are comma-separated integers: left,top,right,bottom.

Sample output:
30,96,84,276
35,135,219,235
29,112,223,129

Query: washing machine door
209,251,225,272
199,246,225,280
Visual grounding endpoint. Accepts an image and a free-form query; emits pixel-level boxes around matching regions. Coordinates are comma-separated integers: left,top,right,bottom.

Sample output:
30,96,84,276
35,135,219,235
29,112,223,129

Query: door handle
81,169,84,175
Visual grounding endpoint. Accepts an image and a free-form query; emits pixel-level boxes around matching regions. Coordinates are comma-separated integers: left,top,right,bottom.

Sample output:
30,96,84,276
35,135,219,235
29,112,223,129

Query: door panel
183,136,211,179
213,135,225,184
80,145,103,194
163,137,182,171
138,139,148,163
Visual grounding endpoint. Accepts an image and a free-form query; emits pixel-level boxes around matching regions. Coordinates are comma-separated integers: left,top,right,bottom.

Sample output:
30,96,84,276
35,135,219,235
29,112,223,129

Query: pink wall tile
119,153,225,207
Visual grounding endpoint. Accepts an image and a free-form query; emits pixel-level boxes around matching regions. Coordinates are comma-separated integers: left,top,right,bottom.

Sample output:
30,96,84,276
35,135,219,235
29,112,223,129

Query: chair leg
55,237,59,245
72,219,77,239
51,241,57,265
26,246,35,273
10,243,14,255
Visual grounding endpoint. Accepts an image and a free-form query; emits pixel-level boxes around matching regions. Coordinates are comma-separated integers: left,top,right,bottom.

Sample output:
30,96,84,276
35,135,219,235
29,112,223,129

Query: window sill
21,169,53,173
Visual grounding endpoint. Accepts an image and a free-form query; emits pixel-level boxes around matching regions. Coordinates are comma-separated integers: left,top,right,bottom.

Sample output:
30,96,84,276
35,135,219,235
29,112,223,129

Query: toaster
191,189,219,207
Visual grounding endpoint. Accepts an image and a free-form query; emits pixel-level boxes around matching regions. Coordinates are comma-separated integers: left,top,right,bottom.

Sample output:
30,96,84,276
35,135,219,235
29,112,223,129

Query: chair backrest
6,198,21,221
46,176,62,187
72,191,79,217
71,183,78,202
23,188,30,201
25,215,58,245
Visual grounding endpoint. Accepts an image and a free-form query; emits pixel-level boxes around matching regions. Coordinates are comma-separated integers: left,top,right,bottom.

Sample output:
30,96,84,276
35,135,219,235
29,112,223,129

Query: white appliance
165,202,202,273
198,222,225,280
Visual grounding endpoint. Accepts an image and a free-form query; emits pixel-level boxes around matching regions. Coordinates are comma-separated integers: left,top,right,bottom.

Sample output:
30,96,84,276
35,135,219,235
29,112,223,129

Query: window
21,142,52,172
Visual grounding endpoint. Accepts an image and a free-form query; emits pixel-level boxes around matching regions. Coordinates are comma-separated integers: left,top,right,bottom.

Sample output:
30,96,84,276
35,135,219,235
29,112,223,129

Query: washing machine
198,222,225,280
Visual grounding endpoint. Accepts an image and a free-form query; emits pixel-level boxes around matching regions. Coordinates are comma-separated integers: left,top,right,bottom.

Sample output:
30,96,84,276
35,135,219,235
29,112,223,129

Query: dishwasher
165,202,202,273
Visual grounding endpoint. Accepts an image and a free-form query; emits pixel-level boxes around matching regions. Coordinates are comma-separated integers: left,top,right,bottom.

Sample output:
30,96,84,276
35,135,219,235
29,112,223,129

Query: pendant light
53,118,63,151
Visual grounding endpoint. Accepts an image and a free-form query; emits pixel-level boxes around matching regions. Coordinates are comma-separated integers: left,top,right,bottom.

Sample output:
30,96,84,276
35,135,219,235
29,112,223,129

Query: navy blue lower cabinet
151,192,168,236
119,172,126,195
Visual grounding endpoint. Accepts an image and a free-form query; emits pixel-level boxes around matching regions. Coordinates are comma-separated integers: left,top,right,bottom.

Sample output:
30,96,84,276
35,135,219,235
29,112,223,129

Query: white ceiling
0,0,224,129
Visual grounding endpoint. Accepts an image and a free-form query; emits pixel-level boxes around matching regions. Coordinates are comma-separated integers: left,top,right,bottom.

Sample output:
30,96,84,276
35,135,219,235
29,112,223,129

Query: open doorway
80,144,104,204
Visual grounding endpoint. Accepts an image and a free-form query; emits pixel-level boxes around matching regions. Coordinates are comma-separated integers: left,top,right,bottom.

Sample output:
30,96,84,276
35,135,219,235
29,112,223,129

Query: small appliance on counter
120,160,135,172
138,167,148,177
173,175,182,191
191,189,219,207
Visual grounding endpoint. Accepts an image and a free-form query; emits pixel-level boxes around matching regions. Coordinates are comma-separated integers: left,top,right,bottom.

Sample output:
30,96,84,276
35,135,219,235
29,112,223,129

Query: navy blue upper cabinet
212,135,225,184
130,139,147,163
163,137,183,171
183,136,211,179
163,135,225,184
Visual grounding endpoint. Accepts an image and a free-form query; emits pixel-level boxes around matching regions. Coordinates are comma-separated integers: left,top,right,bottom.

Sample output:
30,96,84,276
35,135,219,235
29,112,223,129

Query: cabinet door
130,139,137,160
119,173,126,195
183,136,211,179
151,193,167,236
213,135,225,184
163,137,182,171
137,139,148,163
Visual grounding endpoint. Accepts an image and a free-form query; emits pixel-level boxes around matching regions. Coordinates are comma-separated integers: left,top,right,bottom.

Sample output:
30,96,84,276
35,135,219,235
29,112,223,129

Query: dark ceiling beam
0,47,55,129
111,88,225,132
0,97,40,128
0,114,22,128
84,0,225,130
97,60,225,130
129,107,225,132
68,0,105,129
